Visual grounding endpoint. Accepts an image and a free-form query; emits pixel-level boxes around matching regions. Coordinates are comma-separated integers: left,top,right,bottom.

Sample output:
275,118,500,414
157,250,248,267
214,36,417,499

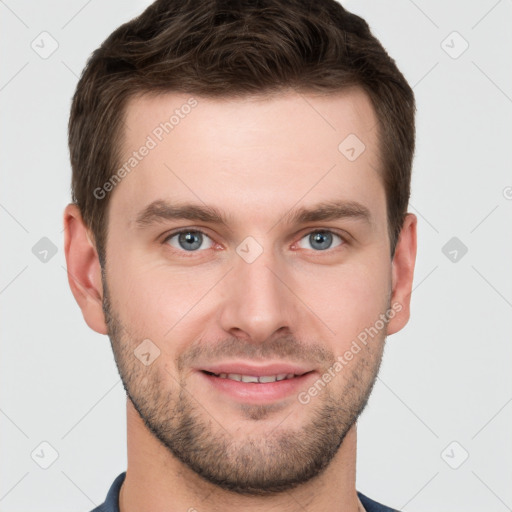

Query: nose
217,246,299,344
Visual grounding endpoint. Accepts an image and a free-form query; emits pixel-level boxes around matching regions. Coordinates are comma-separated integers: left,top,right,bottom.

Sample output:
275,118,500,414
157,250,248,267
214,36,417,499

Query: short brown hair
68,0,415,265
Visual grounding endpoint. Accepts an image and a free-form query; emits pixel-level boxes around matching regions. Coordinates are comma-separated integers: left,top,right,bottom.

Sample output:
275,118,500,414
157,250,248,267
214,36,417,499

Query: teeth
214,372,298,383
259,375,279,383
241,375,259,383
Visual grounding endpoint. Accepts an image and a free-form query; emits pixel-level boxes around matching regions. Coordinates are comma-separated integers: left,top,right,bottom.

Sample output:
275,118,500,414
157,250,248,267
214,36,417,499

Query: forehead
111,88,384,230
122,88,378,159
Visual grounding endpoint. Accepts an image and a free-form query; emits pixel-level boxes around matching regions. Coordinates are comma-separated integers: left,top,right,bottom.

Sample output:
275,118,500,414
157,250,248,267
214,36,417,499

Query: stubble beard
102,277,387,496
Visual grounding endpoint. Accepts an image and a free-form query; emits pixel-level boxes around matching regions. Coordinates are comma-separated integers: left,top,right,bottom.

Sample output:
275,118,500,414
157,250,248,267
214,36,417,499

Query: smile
203,371,301,383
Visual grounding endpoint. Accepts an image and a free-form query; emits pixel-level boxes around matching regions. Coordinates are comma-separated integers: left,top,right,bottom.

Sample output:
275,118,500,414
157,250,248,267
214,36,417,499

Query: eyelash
161,228,348,256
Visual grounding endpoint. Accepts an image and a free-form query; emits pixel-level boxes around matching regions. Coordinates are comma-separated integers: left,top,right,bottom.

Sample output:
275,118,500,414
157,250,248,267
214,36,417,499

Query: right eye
163,229,215,253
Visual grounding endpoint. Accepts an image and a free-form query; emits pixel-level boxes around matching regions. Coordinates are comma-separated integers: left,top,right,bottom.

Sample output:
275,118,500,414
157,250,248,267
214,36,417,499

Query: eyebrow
282,200,373,227
134,199,373,229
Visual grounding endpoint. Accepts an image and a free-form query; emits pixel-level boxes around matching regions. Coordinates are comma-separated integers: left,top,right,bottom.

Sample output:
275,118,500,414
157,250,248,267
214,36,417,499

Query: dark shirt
90,472,400,512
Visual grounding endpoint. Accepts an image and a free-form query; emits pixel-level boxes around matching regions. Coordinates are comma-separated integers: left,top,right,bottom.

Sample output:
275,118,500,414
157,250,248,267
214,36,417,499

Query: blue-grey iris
179,231,203,251
310,231,333,251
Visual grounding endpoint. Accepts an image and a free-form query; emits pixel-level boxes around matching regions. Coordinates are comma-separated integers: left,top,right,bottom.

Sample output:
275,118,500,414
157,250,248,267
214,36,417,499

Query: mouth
201,370,310,383
197,368,317,404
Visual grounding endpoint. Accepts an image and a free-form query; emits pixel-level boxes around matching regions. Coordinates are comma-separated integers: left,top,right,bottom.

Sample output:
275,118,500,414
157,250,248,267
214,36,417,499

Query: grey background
0,0,511,511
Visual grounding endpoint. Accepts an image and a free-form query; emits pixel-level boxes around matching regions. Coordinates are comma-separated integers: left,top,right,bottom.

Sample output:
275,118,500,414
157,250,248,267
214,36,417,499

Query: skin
64,87,417,512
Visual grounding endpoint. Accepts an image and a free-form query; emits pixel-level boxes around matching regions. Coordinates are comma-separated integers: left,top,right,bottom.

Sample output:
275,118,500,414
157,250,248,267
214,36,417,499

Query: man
63,0,417,511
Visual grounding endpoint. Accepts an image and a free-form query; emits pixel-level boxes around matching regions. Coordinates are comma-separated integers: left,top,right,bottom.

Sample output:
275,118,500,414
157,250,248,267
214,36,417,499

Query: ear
63,203,108,335
386,213,417,336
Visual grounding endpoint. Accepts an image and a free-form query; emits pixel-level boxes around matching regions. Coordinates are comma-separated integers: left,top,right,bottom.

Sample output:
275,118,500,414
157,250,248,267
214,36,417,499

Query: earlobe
63,203,108,335
387,213,418,336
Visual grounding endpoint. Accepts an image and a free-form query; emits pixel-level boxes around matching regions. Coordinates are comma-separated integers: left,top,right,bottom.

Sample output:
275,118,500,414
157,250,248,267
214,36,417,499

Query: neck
120,398,361,512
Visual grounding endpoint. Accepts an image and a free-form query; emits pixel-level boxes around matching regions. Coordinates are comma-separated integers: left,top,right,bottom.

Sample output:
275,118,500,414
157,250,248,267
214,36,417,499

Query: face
73,88,416,495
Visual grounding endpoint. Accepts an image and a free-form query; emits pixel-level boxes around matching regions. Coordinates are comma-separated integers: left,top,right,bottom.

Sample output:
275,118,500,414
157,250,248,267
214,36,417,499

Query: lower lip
198,371,317,403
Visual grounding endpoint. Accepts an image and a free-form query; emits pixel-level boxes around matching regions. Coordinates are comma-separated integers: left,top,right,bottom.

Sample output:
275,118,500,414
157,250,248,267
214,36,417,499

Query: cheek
108,260,217,341
300,260,391,341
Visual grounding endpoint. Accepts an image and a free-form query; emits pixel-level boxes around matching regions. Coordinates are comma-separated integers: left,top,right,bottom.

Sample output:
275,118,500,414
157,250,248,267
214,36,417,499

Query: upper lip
198,362,315,377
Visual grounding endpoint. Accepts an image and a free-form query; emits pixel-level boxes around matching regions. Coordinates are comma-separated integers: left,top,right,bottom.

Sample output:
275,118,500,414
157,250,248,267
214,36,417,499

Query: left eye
296,230,344,251
165,230,214,252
